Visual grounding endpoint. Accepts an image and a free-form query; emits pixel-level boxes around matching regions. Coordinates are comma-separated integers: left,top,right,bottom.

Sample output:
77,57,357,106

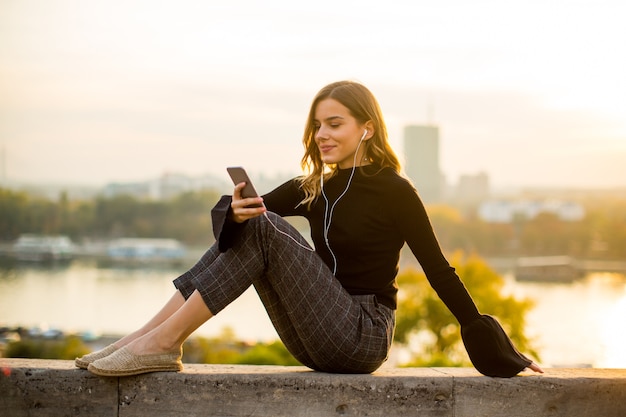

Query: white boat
12,234,76,261
107,238,187,262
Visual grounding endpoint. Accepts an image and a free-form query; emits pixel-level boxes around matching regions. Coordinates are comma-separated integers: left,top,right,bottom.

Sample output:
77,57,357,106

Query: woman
77,80,543,377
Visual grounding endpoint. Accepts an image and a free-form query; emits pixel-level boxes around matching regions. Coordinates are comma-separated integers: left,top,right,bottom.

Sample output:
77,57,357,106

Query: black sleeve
262,178,307,217
461,315,532,377
395,181,481,325
210,195,246,252
210,178,305,252
394,181,531,377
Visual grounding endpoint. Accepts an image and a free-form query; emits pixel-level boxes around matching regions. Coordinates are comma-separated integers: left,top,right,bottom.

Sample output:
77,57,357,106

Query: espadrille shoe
87,346,183,377
75,344,119,369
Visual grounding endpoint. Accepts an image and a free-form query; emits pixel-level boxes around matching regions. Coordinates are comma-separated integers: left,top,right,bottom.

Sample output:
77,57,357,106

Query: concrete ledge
1,359,625,417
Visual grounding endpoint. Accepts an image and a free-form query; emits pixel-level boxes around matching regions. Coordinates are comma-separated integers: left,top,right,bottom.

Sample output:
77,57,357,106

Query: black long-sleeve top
212,164,532,377
215,164,481,324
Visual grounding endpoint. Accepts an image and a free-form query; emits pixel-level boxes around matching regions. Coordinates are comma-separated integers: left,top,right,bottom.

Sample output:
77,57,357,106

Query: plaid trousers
173,212,395,373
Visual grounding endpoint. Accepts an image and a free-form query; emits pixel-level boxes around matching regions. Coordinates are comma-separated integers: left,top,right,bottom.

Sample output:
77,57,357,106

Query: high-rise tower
403,125,443,203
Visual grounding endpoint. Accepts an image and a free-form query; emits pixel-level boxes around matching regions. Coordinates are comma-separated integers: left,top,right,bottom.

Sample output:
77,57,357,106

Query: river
0,258,624,368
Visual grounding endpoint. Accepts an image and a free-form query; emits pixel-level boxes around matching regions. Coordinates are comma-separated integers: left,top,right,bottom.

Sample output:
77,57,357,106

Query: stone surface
438,368,626,417
0,358,118,417
119,365,452,417
2,360,626,417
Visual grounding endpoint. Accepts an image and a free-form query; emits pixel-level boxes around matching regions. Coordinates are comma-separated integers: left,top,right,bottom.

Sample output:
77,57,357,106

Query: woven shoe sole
75,344,119,369
87,346,183,377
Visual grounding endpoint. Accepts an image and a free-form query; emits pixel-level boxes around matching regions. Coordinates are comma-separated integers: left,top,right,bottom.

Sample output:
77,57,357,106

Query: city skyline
1,1,625,189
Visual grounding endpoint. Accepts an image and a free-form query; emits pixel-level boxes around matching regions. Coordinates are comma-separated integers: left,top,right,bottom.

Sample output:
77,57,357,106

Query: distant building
154,172,193,200
102,172,229,200
456,172,490,204
403,125,444,203
102,181,152,199
478,199,585,223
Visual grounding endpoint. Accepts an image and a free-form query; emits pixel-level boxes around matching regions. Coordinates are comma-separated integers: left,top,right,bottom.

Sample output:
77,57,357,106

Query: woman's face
313,98,370,169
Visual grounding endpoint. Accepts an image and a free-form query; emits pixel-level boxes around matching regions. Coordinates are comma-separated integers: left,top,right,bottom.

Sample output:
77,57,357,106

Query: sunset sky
1,0,625,188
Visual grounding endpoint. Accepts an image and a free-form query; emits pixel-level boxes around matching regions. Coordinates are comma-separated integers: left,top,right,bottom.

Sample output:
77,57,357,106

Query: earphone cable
262,212,315,252
321,134,366,274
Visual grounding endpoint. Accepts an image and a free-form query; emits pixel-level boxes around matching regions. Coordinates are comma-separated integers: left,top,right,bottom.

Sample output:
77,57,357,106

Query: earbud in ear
361,130,368,140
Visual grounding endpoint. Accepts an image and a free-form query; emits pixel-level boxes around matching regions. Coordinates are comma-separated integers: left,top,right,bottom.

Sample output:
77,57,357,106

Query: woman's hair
298,80,401,208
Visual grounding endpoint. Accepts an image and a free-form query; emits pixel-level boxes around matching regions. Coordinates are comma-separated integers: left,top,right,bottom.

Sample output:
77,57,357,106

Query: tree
394,251,539,367
235,341,301,366
180,327,300,366
0,188,29,239
6,336,90,360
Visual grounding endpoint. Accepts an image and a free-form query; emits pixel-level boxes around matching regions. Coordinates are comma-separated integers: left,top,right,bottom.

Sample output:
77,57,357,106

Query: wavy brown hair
298,81,401,208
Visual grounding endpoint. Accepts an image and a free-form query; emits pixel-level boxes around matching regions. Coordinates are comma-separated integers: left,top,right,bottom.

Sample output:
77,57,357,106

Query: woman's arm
211,178,305,251
395,180,542,376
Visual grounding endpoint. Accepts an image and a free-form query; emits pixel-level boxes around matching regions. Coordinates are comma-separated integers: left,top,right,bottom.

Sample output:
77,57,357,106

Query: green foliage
395,251,539,367
2,187,626,258
0,188,220,245
428,205,516,256
235,341,301,366
181,328,300,366
5,336,90,360
4,327,300,366
426,200,626,259
182,335,242,364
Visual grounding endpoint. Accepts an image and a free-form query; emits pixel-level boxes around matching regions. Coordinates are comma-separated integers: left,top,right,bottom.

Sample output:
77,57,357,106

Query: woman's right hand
230,182,266,223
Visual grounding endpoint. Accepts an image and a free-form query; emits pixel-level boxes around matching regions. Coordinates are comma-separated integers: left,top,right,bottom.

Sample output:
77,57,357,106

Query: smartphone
227,166,263,207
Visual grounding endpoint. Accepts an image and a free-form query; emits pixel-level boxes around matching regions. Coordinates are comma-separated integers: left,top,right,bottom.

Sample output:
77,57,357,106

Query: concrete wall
1,359,625,417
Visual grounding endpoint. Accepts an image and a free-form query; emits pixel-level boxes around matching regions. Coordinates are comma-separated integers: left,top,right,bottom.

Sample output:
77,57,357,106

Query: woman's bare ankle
113,329,145,348
125,332,181,355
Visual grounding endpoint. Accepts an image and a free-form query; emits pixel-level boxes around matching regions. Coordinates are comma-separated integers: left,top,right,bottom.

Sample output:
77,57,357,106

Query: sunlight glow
1,0,625,186
599,291,626,368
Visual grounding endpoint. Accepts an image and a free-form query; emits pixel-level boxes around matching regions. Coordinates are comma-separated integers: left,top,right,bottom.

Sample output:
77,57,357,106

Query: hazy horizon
2,1,625,189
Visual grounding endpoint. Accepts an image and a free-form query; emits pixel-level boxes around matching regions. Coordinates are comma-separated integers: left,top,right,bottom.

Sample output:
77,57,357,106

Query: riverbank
3,239,626,275
1,257,625,368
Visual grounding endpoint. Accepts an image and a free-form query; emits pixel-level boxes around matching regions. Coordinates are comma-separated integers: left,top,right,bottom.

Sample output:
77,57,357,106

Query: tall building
403,125,444,203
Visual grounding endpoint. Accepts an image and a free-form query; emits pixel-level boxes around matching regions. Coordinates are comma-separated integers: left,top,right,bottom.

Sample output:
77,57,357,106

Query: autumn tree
394,251,539,367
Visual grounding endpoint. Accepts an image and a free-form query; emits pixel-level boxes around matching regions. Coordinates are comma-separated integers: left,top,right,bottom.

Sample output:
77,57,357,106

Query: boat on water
106,237,187,263
12,234,76,262
514,256,583,282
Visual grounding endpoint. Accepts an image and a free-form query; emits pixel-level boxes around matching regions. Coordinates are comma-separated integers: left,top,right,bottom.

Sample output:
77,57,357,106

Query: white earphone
320,128,370,274
263,128,372,271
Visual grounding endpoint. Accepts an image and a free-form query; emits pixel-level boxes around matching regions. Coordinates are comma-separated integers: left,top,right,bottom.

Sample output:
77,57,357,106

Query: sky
1,0,625,189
